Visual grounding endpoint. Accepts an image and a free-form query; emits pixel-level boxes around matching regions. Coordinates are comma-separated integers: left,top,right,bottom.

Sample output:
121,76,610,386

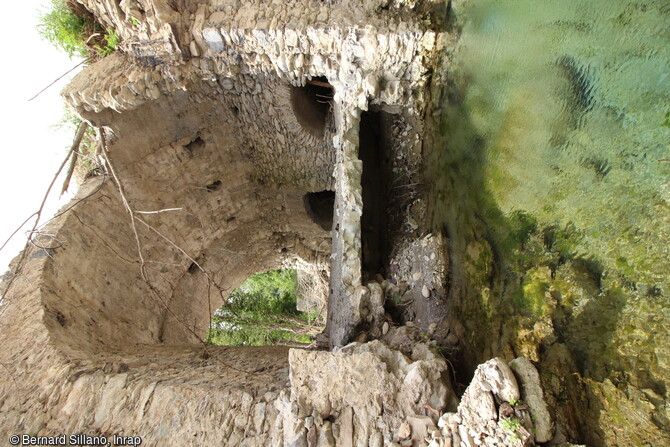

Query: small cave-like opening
290,76,334,138
183,135,205,154
360,110,394,280
304,190,335,231
207,269,325,346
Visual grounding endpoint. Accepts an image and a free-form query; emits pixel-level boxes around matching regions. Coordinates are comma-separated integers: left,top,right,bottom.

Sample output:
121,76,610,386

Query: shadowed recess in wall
360,110,394,279
290,76,334,138
183,135,205,154
303,190,335,231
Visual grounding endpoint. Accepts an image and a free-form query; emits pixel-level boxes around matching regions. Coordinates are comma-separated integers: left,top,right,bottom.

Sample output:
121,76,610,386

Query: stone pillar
327,103,364,347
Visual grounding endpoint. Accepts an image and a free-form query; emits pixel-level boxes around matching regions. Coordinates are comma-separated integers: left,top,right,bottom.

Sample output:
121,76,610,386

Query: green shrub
499,417,522,441
208,269,319,346
208,324,313,347
228,269,299,316
93,29,119,57
37,0,118,59
500,417,521,432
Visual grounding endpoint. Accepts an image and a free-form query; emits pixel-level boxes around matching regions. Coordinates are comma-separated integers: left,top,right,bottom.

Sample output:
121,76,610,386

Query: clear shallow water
429,5,670,440
440,0,670,286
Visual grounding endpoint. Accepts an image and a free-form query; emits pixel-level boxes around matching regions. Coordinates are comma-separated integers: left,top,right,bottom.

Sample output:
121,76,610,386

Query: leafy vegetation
207,269,320,346
95,29,119,58
37,0,118,60
500,416,521,432
499,417,522,441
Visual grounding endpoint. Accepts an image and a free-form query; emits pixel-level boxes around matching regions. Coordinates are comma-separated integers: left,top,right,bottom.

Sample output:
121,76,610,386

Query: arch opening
290,76,334,138
207,268,325,346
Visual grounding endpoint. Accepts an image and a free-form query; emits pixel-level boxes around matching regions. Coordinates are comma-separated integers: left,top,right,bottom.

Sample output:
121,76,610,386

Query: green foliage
229,269,299,316
615,256,635,277
521,275,549,316
500,210,538,255
208,269,318,346
499,417,522,441
37,0,90,58
94,29,119,57
208,324,313,347
498,417,521,436
544,223,581,259
37,0,118,59
662,110,670,128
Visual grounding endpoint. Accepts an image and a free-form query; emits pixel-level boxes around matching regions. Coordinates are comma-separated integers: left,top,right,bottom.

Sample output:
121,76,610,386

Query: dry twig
60,121,89,196
0,131,80,307
27,59,88,102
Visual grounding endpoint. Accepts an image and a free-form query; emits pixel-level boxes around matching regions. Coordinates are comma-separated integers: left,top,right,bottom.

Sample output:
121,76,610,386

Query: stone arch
6,66,335,359
0,1,461,443
0,69,337,439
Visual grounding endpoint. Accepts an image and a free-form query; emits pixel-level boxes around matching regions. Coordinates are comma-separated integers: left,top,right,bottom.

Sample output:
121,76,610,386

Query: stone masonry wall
62,0,441,348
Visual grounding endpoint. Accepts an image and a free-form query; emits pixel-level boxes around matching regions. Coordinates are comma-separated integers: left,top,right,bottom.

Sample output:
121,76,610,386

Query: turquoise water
438,0,670,286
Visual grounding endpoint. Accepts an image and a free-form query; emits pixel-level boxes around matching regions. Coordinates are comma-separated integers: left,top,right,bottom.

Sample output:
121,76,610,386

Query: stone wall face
53,68,336,347
62,0,440,349
61,2,439,347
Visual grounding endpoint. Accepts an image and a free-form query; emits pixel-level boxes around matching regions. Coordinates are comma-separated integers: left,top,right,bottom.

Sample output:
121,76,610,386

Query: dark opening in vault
304,190,335,231
290,76,334,138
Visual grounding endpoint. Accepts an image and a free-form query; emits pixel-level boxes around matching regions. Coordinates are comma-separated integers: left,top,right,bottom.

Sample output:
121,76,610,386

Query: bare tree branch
99,132,249,374
134,216,238,318
0,363,19,387
134,208,183,214
206,280,213,345
27,59,88,102
61,121,90,196
0,213,37,253
135,218,229,291
1,132,79,306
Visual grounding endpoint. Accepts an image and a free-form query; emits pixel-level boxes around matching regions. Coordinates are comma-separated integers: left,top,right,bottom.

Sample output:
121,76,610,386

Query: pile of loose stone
314,266,582,447
426,357,556,447
389,353,585,447
302,332,582,447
